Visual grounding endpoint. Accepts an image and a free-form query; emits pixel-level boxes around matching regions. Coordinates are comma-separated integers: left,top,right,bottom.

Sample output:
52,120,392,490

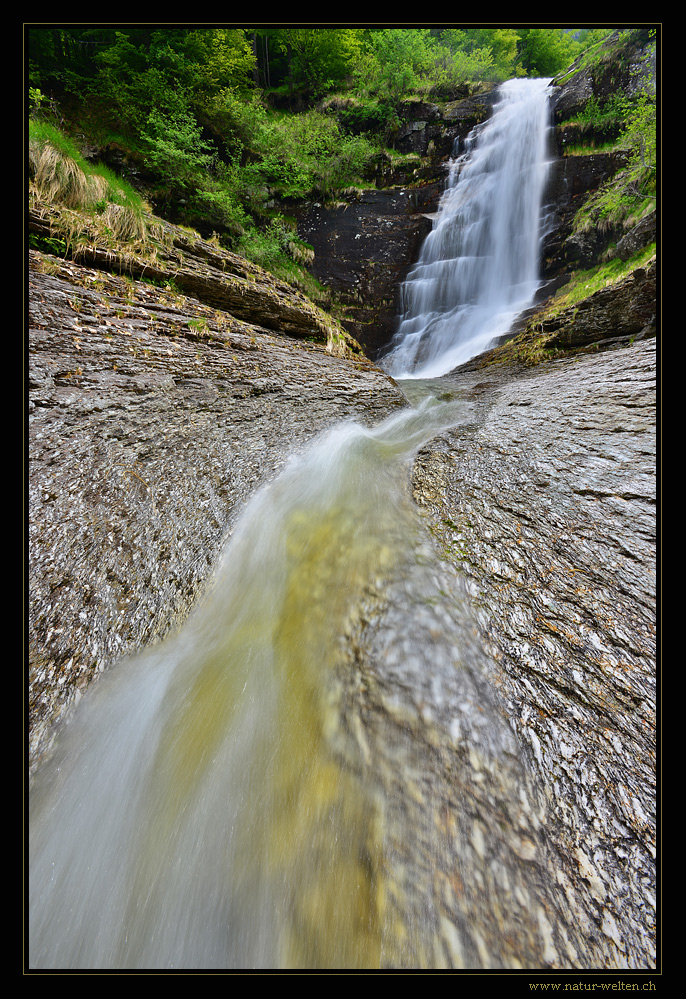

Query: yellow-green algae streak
30,392,465,970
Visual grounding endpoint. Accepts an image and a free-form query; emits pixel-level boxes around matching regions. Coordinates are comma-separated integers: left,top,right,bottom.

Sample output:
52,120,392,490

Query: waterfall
381,77,552,380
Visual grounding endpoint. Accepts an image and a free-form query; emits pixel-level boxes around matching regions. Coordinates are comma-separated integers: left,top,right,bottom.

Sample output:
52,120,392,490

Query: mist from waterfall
381,77,553,380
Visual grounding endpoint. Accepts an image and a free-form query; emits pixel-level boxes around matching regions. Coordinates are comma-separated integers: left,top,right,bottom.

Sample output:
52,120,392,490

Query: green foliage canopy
276,28,363,96
516,28,582,77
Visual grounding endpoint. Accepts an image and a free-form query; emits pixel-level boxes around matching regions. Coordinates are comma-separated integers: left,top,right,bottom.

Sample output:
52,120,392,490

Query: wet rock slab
409,340,656,968
27,248,656,970
28,252,406,772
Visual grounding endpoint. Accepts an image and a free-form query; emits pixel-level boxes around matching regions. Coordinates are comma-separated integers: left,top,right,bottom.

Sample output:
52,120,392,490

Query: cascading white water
382,77,552,380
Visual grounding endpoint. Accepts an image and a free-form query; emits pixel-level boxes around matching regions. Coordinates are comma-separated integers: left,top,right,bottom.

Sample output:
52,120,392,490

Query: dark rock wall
294,186,439,357
293,90,500,359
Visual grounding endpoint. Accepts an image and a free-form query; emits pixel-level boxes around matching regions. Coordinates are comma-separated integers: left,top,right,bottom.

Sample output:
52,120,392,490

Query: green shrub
576,93,627,127
252,109,377,200
198,87,268,160
142,108,218,190
332,97,400,137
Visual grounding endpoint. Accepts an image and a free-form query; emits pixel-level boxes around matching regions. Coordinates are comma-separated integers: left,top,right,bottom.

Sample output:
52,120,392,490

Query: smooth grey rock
410,339,656,968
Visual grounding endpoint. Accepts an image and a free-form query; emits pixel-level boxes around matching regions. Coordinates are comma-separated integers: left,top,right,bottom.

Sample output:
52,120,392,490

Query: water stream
29,78,555,971
29,394,476,969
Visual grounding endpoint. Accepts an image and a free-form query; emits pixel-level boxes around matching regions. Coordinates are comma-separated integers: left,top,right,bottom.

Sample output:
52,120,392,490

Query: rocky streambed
311,340,656,971
27,248,406,773
408,340,657,968
27,243,656,970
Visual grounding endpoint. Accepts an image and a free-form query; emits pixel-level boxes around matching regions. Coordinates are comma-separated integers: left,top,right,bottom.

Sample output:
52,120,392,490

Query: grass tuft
28,119,149,243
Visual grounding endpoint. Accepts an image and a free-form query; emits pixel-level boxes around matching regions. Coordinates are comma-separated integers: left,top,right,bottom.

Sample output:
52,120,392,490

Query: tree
275,28,364,97
516,29,581,77
441,28,519,79
355,28,435,99
172,29,256,95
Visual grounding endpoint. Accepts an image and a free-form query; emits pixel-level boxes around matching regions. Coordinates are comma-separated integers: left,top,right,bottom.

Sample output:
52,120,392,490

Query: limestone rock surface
409,340,656,968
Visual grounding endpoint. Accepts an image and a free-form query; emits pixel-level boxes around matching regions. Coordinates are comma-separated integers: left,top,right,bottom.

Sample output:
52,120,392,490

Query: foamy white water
382,78,553,379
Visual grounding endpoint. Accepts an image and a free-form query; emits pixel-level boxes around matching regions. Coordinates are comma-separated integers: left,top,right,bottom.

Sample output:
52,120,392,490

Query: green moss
562,139,619,157
547,243,656,314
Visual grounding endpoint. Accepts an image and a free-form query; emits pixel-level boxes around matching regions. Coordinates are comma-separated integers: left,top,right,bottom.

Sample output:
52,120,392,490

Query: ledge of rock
532,259,656,350
28,202,361,357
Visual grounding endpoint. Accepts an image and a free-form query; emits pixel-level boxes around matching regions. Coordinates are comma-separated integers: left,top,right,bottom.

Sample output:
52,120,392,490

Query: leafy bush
576,93,627,126
142,109,218,190
272,28,363,98
199,88,268,159
252,109,377,199
620,92,656,176
516,28,582,77
329,97,400,137
352,28,520,103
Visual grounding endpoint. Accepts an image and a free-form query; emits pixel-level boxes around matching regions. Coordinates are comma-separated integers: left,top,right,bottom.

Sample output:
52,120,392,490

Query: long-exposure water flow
381,77,552,379
29,393,482,969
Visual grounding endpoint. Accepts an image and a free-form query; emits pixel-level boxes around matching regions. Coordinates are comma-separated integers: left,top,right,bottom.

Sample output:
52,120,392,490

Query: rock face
28,250,657,966
29,205,360,357
394,91,498,155
540,28,656,286
551,28,655,123
293,186,439,357
617,210,657,261
541,151,630,278
28,248,406,773
410,339,656,968
531,259,656,350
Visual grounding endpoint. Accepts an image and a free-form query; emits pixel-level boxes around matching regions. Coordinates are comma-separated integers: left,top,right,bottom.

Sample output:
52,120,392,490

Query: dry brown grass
28,138,149,244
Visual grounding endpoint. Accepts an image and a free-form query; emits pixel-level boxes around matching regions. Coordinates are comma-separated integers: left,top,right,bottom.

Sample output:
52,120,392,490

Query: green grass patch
29,118,149,243
481,242,656,369
573,163,655,237
545,243,656,316
562,139,620,157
